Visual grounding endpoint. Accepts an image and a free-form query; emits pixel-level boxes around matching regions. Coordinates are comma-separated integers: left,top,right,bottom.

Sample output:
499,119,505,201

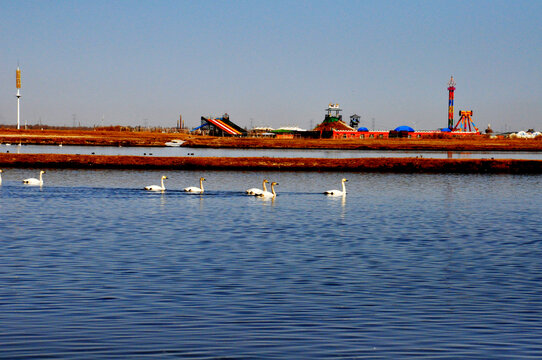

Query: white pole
16,90,21,130
16,66,21,130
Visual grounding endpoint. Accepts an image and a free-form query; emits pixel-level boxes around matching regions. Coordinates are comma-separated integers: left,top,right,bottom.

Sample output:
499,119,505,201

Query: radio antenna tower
447,76,456,130
16,65,22,130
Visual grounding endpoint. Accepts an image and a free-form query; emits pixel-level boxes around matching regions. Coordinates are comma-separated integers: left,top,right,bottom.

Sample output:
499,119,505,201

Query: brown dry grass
1,153,541,174
183,135,542,151
0,128,189,147
1,128,542,151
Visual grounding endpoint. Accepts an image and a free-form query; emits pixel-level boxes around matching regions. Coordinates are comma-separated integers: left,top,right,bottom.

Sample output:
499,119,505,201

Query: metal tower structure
453,110,479,133
349,114,360,128
325,103,342,122
16,66,22,130
447,76,455,130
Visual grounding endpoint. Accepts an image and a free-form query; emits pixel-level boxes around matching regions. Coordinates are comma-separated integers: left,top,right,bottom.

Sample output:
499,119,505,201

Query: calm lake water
1,169,541,359
3,143,542,159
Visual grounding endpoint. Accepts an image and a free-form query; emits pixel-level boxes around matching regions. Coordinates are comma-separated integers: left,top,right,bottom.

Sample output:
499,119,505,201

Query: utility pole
16,66,22,129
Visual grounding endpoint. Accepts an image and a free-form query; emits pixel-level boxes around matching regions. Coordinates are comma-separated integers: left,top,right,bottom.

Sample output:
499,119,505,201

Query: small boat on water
165,139,185,147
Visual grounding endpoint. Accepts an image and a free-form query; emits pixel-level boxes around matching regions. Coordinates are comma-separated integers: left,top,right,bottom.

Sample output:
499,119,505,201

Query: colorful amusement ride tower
447,76,455,130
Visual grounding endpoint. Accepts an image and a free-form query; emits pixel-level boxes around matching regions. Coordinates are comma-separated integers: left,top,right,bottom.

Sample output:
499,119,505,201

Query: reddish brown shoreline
182,136,542,152
2,129,542,151
1,153,541,174
0,129,183,147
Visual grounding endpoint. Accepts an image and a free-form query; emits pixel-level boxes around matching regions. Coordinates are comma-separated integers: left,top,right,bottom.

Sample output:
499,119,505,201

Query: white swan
23,170,45,186
184,177,205,193
257,182,278,199
324,178,348,196
246,179,269,195
144,175,168,191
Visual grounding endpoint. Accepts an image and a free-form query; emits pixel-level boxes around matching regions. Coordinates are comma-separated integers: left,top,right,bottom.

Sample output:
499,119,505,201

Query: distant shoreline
1,153,541,174
1,128,542,152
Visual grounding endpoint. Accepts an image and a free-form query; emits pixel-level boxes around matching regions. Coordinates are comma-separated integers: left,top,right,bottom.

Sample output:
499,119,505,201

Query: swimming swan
23,170,46,186
184,177,205,193
144,175,168,191
246,179,269,195
324,178,348,196
257,182,278,199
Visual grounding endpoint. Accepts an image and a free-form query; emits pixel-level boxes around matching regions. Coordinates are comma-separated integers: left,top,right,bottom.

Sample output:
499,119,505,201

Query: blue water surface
3,143,542,159
0,169,541,359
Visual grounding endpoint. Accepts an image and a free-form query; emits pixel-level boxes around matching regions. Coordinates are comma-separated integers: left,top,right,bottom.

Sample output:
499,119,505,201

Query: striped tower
447,76,456,130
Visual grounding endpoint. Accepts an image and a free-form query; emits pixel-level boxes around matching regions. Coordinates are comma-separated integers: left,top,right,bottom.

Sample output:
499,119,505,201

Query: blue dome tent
394,126,415,132
357,127,369,132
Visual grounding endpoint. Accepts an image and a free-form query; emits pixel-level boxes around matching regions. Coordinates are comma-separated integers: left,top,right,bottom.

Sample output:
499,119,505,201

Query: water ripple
1,171,542,358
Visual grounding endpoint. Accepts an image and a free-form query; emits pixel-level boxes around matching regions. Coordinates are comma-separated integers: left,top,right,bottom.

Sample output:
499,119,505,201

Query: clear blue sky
1,0,541,131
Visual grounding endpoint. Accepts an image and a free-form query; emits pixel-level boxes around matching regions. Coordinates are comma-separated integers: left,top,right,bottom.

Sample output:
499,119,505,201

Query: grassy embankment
1,129,542,173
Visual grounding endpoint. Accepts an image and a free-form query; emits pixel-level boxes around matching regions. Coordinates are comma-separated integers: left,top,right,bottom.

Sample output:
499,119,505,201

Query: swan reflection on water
324,189,347,219
257,195,276,206
340,194,346,218
159,191,167,208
